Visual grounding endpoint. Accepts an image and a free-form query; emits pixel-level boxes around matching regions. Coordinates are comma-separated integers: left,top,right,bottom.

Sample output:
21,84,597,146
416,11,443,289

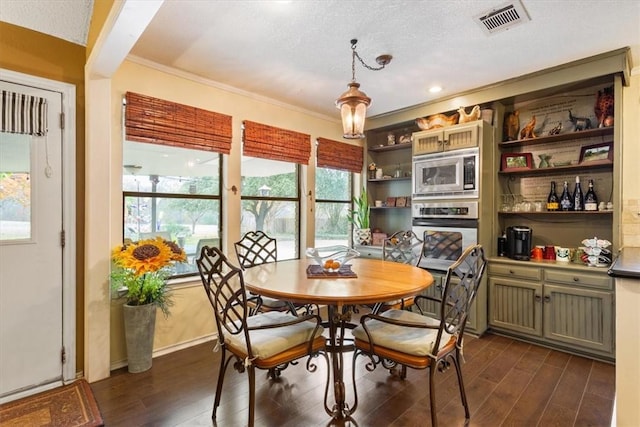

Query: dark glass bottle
546,181,559,211
560,180,573,211
573,176,584,211
584,179,598,211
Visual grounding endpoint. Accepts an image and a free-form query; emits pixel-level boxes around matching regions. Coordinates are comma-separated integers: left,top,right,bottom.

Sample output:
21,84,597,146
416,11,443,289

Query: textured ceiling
1,0,639,121
0,0,93,46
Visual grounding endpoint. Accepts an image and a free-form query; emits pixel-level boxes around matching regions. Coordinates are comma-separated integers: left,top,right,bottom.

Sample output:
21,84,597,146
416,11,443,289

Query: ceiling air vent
475,1,530,35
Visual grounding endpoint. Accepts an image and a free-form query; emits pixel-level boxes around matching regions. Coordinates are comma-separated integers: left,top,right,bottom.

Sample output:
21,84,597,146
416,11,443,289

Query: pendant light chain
351,40,387,73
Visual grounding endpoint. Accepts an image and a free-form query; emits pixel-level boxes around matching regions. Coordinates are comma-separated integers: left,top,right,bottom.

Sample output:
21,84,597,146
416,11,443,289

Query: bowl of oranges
306,246,360,273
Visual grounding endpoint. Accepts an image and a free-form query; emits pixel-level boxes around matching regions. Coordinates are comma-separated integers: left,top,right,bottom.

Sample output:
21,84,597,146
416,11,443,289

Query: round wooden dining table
242,257,433,421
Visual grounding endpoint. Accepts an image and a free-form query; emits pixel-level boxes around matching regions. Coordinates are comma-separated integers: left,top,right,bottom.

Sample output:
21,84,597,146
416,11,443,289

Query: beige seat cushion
225,311,324,359
352,309,451,357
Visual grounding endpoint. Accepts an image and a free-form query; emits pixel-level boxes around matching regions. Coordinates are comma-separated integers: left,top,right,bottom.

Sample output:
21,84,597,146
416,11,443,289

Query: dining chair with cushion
196,245,328,427
234,230,305,315
372,230,425,313
351,244,487,426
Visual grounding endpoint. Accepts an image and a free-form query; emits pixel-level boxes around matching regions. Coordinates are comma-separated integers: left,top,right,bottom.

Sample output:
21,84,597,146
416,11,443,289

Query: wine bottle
546,181,559,211
584,179,598,211
573,176,584,211
560,180,573,211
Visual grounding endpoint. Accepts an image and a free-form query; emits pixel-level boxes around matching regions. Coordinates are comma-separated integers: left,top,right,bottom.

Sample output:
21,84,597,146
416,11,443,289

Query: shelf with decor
365,120,417,238
498,160,613,176
498,210,613,215
498,127,613,149
367,176,411,182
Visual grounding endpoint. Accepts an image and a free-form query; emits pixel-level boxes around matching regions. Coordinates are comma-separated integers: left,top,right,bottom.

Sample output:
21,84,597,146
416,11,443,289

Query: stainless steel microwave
412,147,479,199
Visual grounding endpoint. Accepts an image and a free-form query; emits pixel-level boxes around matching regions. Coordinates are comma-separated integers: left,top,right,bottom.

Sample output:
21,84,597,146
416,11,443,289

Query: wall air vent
474,1,531,35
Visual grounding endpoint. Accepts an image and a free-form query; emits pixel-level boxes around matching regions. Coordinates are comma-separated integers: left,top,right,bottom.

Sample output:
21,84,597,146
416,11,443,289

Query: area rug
0,379,103,426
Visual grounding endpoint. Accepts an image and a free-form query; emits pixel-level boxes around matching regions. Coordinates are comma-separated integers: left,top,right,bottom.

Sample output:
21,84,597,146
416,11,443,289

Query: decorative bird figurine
457,105,481,124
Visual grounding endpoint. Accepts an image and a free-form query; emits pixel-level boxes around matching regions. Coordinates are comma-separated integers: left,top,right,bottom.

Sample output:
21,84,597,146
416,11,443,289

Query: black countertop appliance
506,226,532,261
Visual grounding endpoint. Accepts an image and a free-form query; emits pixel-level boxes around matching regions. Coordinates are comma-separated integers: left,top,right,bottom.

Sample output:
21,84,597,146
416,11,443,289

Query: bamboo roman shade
1,90,47,136
316,137,363,173
242,120,311,165
125,92,232,154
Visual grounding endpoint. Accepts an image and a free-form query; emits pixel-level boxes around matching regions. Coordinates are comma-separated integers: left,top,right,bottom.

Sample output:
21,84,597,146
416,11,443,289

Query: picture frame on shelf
386,197,396,207
396,197,407,207
501,152,533,171
579,141,613,164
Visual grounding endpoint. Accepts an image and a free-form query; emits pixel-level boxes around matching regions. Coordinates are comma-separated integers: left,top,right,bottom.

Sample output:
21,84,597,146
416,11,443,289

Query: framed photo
386,197,396,207
396,197,407,207
579,142,613,164
501,152,533,171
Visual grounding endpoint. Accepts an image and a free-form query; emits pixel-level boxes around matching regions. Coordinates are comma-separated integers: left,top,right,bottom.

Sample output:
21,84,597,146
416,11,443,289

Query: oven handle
412,218,479,228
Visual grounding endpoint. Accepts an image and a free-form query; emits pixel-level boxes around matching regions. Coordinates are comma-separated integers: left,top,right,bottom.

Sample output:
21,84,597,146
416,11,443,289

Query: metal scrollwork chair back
351,244,487,426
373,230,425,313
196,245,328,427
234,230,297,315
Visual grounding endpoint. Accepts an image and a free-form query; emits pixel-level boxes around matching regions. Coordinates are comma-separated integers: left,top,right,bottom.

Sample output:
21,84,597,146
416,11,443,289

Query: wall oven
412,201,478,272
412,147,479,199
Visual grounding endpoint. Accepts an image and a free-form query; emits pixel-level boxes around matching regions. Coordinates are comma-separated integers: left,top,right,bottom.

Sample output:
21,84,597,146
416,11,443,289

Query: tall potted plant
348,187,372,246
110,237,186,372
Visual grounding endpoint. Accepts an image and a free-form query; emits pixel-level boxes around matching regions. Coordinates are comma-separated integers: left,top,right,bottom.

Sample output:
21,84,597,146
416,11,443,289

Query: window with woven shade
316,137,363,174
314,138,358,248
242,120,311,165
125,92,232,154
240,121,307,260
121,92,226,278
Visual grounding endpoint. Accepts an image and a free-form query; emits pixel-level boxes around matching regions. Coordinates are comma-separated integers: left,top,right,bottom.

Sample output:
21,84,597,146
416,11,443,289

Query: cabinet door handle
573,277,580,282
544,295,551,303
535,294,542,302
509,269,515,274
443,139,450,146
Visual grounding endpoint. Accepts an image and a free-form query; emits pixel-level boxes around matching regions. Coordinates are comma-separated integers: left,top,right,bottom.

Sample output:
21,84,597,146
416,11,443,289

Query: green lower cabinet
488,259,614,360
543,284,613,354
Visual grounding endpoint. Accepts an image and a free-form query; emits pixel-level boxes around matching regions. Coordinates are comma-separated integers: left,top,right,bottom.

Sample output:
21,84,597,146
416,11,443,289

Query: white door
0,79,65,400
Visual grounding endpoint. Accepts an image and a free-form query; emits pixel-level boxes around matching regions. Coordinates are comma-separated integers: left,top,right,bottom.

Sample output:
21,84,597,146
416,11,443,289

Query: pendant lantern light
335,39,392,139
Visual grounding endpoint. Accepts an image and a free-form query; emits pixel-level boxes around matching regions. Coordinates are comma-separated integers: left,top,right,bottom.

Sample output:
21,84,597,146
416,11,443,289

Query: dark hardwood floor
91,330,614,427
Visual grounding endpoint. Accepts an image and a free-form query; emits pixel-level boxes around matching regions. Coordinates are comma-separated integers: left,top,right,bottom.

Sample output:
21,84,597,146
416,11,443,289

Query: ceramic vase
353,228,372,246
123,303,156,373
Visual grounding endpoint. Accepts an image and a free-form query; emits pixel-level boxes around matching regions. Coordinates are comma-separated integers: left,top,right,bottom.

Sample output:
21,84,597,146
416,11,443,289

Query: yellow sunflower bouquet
110,237,187,317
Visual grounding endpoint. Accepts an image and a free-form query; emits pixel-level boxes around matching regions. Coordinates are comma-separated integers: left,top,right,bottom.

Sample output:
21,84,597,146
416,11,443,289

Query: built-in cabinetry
488,258,614,360
496,125,615,250
364,122,417,240
487,74,621,360
361,49,629,358
412,121,480,156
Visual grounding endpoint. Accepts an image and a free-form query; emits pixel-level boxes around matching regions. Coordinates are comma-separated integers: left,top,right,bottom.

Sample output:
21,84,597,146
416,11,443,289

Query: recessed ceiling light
429,86,442,94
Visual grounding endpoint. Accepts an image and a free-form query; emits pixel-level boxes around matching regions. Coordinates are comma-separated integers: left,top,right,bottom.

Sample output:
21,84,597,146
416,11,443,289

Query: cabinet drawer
544,270,612,290
488,263,542,281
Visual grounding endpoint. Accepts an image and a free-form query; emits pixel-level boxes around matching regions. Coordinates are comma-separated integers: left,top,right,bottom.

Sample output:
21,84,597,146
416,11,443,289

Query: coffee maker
506,226,532,260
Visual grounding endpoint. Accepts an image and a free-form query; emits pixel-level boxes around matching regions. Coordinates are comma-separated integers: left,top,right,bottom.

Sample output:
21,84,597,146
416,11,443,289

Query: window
314,137,363,248
122,140,222,276
240,156,300,260
0,134,31,240
315,167,352,247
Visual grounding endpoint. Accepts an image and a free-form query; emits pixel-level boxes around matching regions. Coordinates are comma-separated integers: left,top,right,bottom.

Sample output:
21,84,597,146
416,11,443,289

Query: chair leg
213,349,230,419
453,350,470,420
429,362,438,427
247,365,256,427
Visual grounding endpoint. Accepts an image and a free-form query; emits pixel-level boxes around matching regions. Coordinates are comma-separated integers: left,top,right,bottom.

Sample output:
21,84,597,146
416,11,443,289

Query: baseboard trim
109,334,219,372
